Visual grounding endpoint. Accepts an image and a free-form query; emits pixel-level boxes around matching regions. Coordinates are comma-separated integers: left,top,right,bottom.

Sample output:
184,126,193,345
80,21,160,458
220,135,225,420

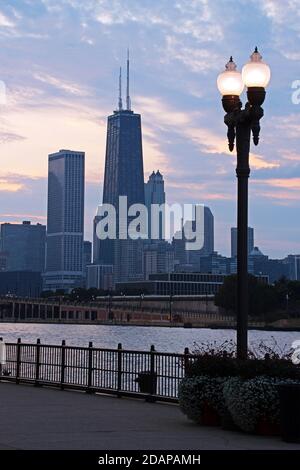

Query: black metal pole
236,120,251,360
222,73,266,360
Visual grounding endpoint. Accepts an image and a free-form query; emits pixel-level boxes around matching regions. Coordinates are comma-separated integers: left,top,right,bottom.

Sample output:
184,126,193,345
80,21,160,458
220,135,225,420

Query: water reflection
0,323,298,353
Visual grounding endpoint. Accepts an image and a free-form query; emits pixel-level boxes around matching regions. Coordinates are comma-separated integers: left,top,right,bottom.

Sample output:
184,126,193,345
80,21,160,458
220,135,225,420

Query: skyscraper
186,206,214,269
0,221,46,272
143,241,174,279
0,251,7,271
83,240,92,285
86,264,114,291
145,170,165,241
283,254,300,281
172,206,214,271
44,149,85,292
231,226,254,258
201,206,214,256
103,53,144,209
94,52,145,283
83,240,92,267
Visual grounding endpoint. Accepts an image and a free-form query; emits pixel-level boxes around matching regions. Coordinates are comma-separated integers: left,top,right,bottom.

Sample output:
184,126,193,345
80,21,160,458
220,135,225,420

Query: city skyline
0,1,300,257
1,2,300,458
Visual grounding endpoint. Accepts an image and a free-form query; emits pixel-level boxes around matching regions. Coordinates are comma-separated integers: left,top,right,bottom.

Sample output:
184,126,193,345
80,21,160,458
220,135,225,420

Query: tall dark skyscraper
94,52,145,282
44,149,85,292
103,53,144,209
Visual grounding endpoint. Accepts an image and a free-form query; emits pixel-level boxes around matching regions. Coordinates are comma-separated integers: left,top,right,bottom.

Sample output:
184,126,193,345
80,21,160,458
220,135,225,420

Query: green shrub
179,340,300,433
178,376,226,423
223,376,300,433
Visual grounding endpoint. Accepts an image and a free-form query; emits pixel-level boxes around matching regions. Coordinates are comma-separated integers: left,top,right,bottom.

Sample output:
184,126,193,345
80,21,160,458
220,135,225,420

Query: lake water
0,323,299,354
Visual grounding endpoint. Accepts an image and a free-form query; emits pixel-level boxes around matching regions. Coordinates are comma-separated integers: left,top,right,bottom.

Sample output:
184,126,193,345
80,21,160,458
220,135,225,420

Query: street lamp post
217,48,271,359
286,293,290,315
108,293,112,320
140,293,144,310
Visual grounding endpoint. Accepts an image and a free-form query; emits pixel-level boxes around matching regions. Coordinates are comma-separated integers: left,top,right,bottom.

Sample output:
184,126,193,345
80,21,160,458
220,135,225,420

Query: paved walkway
0,382,298,450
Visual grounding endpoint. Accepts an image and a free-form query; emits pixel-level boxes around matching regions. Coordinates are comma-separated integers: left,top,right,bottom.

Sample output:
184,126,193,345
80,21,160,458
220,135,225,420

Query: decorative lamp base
247,87,266,106
222,95,242,113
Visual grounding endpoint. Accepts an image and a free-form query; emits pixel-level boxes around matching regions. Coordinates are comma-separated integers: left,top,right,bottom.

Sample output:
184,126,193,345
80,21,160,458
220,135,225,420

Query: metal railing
0,339,193,402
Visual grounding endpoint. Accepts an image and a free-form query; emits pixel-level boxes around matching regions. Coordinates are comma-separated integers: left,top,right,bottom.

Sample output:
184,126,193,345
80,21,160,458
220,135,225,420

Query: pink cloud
0,179,24,192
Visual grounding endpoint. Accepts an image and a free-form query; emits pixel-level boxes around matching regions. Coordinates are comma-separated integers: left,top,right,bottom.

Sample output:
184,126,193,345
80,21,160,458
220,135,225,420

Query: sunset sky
0,0,299,257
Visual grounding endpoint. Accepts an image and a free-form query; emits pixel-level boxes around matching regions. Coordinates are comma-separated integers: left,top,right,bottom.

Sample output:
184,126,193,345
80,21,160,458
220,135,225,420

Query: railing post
87,341,94,393
117,343,122,397
184,347,190,375
148,345,156,402
16,338,21,384
60,340,66,390
35,339,41,386
0,336,2,380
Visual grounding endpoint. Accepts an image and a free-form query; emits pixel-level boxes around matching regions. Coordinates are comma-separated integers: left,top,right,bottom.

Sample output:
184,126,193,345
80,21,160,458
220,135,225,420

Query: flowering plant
178,376,226,424
186,339,300,380
223,376,300,433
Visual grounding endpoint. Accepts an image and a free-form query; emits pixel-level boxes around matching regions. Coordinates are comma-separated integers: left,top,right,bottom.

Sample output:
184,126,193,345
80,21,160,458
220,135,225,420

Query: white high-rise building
44,149,85,292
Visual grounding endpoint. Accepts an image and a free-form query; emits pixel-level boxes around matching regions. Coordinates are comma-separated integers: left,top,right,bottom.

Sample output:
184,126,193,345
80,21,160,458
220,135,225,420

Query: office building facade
231,226,254,258
0,271,42,298
0,252,8,271
116,272,226,296
284,255,300,281
0,221,46,272
86,264,114,291
44,149,85,292
143,241,174,279
172,206,214,271
145,170,165,241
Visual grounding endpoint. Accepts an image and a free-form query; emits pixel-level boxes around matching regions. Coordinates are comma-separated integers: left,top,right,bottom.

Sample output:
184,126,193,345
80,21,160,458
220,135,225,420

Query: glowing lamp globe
217,57,244,97
242,47,271,89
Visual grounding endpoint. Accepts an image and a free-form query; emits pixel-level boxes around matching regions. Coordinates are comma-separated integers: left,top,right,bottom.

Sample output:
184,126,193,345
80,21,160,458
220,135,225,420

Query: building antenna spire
118,66,123,111
126,48,131,111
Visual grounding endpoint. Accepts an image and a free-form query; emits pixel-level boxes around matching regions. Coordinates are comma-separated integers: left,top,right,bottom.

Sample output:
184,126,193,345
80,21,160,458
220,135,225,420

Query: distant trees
275,277,300,304
41,287,112,302
41,290,65,299
41,286,148,301
215,275,300,317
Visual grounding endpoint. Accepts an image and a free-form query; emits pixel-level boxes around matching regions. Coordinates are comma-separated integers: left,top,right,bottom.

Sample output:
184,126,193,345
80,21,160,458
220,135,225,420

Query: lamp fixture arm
224,102,264,152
